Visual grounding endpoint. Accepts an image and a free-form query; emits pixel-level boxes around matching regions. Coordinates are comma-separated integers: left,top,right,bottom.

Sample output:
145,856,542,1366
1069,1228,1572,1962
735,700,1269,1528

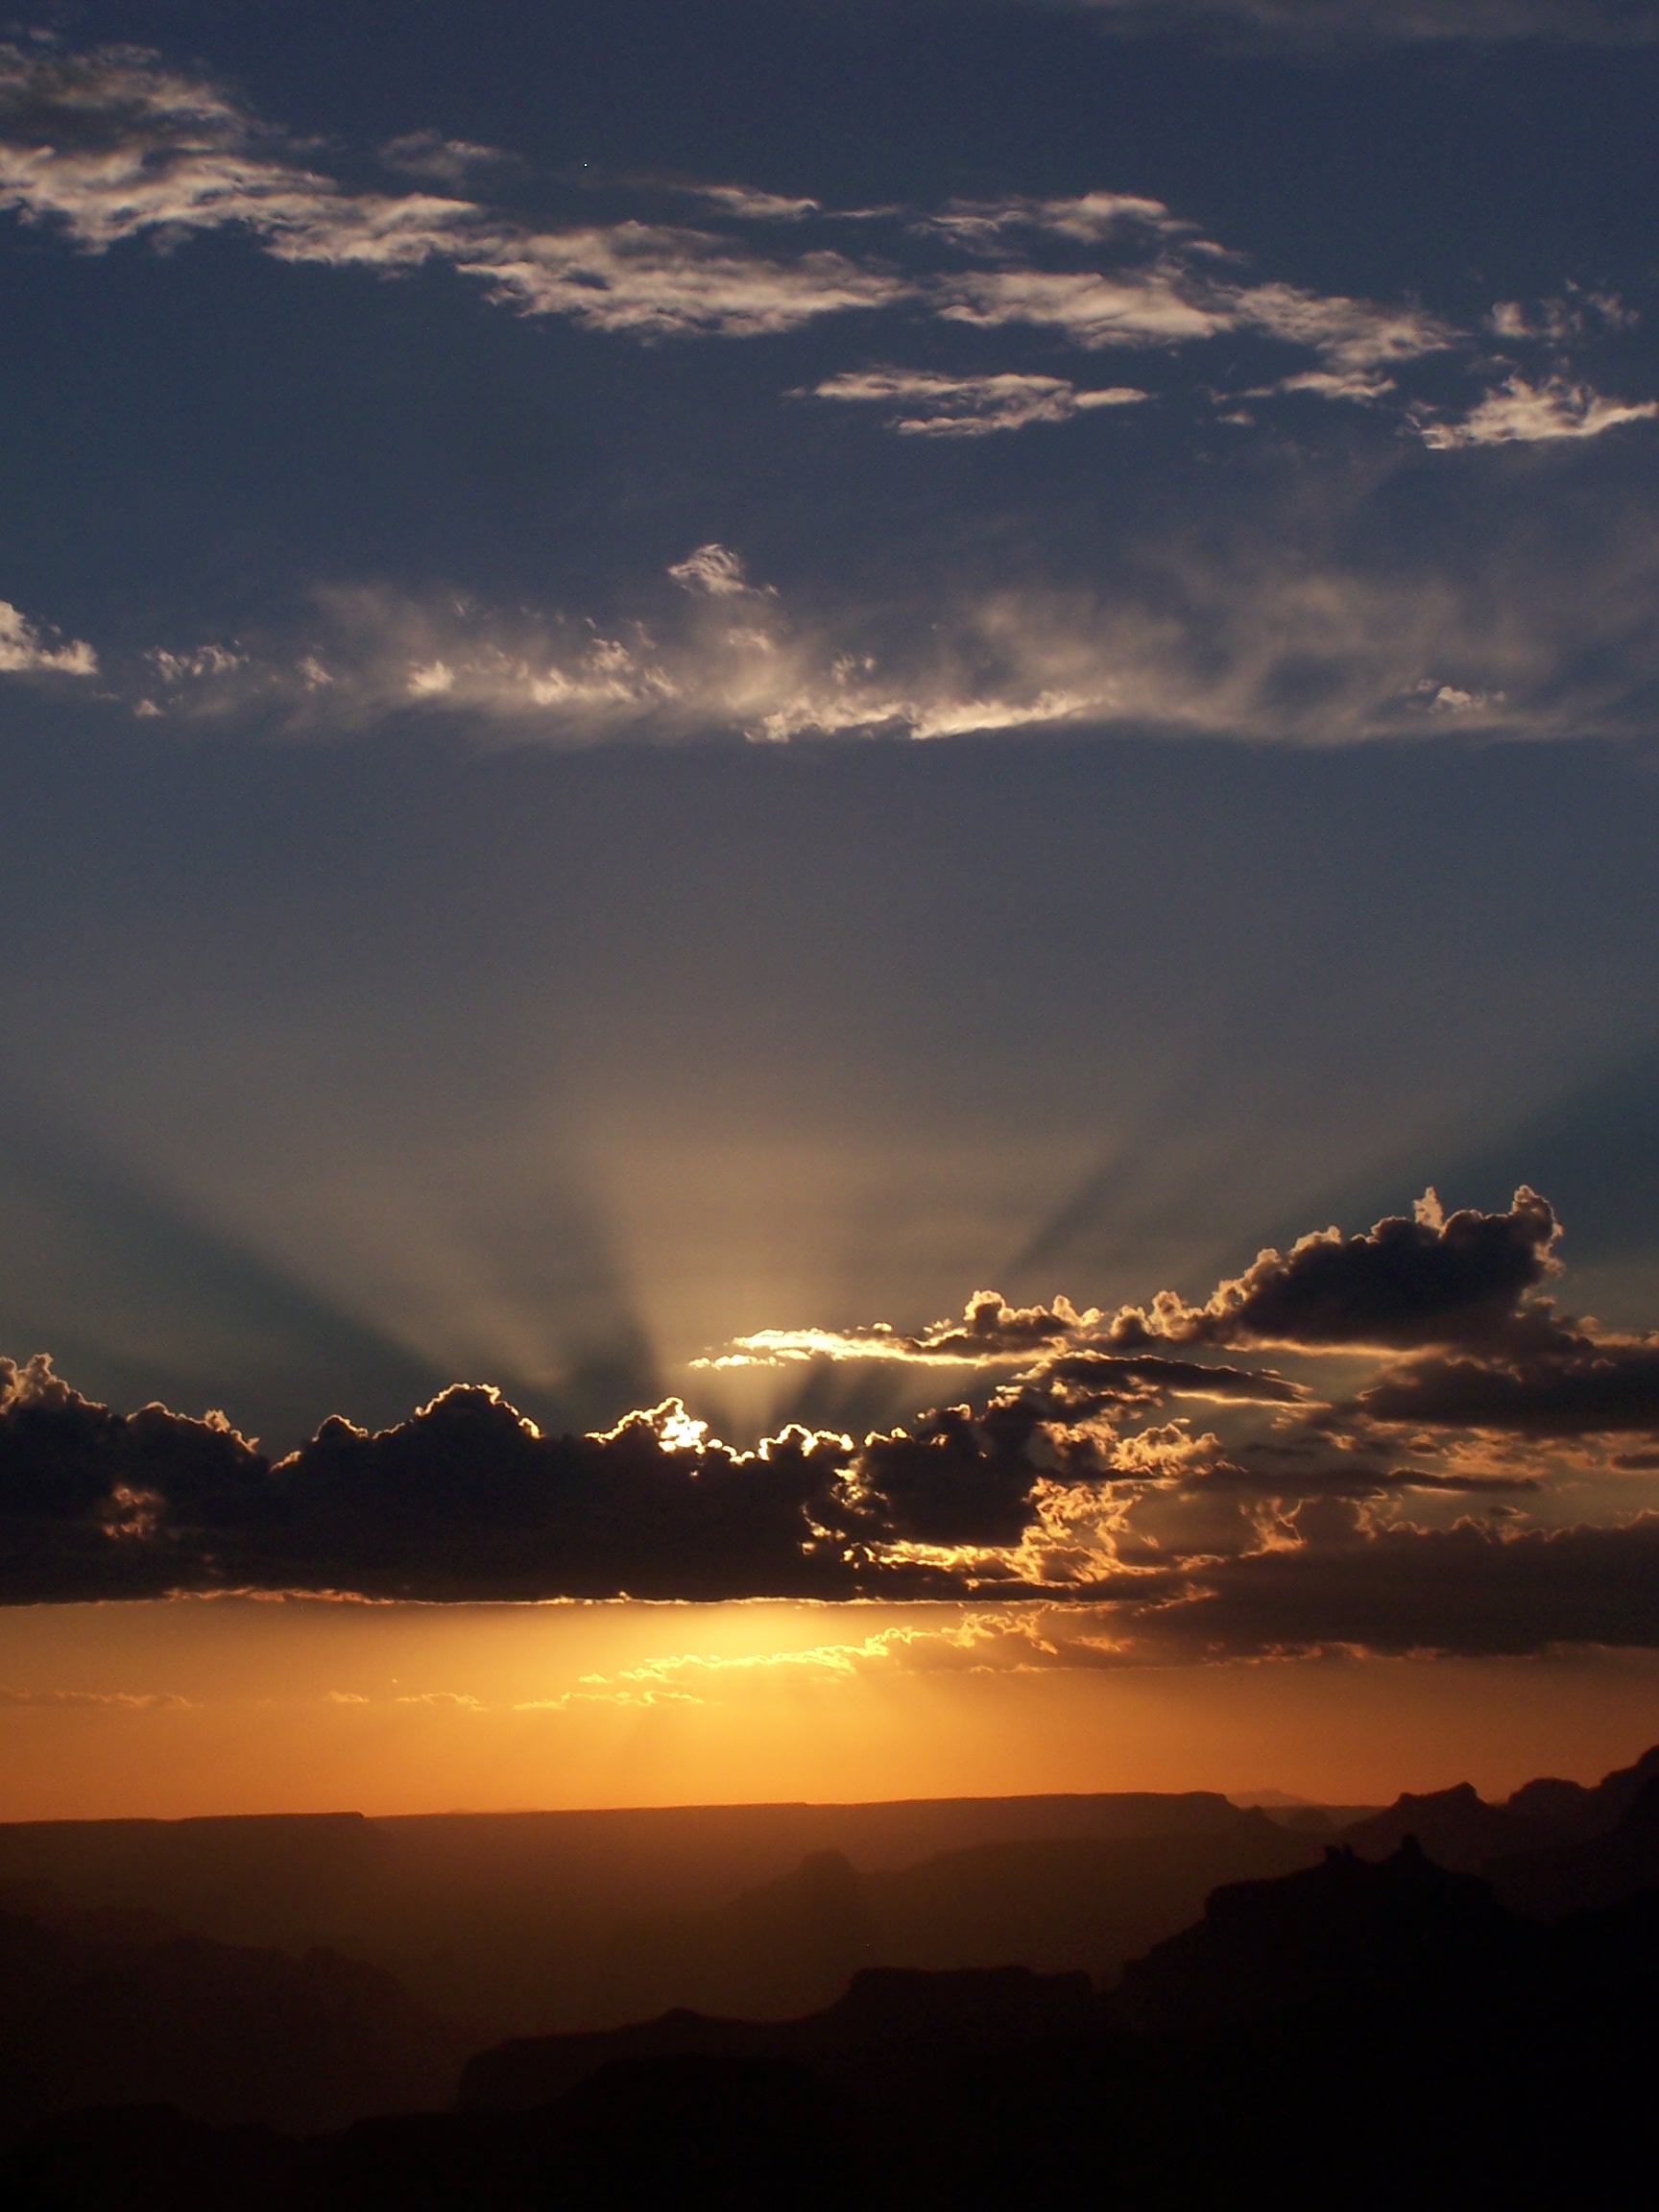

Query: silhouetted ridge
1488,1770,1659,1917
459,1963,1096,2112
0,1880,469,2138
7,1753,1659,2208
580,1816,1318,2024
1120,1837,1534,2029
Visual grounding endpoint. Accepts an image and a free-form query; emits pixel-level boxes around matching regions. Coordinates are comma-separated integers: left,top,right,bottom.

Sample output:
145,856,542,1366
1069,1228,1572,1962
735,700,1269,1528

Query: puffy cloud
0,600,96,677
1100,1188,1562,1353
801,368,1148,435
1419,378,1659,449
721,1192,1564,1368
2,1174,1658,1653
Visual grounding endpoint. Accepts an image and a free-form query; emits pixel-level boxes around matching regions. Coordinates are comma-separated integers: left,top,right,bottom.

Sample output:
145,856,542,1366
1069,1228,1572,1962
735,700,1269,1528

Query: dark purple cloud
1105,1188,1561,1353
1361,1333,1659,1435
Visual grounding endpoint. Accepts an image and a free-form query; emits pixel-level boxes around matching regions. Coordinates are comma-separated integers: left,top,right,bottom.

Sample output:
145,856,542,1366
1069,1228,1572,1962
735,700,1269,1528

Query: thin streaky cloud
0,43,1472,374
1418,376,1659,448
802,368,1149,435
671,182,824,221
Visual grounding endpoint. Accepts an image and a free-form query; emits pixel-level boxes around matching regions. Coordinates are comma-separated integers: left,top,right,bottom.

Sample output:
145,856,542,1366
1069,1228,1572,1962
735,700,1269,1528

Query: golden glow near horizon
1,1597,1656,1822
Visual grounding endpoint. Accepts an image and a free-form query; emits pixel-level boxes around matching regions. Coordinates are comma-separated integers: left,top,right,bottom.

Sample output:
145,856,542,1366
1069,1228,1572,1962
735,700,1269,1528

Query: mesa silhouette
3,1749,1658,2208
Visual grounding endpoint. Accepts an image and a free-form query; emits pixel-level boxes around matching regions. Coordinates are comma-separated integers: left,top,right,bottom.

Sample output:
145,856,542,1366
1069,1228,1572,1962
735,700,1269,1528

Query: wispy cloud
667,542,760,595
0,599,96,677
0,1686,193,1708
802,368,1148,435
0,44,903,338
935,262,1230,349
671,182,823,222
84,482,1659,744
377,131,513,184
912,190,1198,253
0,43,1479,387
5,36,1644,453
1418,376,1659,448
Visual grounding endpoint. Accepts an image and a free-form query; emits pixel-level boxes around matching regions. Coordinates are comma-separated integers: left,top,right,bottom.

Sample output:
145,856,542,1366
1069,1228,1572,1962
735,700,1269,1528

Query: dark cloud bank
3,1188,1658,1656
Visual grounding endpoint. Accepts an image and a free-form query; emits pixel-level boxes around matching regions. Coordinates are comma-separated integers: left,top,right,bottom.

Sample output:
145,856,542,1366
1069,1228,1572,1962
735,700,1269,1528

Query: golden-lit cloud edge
4,1187,1659,1661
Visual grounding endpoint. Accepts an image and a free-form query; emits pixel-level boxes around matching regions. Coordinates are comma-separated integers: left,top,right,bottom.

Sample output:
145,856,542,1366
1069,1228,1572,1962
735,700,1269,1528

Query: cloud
377,132,513,183
935,262,1230,349
801,368,1148,435
718,1191,1564,1366
911,191,1196,252
77,472,1659,747
0,1686,193,1708
708,1290,1102,1366
2,1179,1658,1655
1234,284,1456,373
458,222,905,338
667,543,756,596
1099,1187,1563,1353
672,183,823,222
1257,369,1398,404
1361,1332,1659,1436
1153,1512,1659,1659
1419,378,1659,449
0,41,1471,381
0,44,902,338
0,600,96,677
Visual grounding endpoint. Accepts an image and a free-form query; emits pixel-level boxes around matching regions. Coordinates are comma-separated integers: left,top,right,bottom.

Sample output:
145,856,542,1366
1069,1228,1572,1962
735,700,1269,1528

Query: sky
3,0,1659,1815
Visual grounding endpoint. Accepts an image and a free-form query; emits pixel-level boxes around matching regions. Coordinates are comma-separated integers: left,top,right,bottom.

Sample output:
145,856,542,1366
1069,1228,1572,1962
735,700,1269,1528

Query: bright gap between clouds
0,1598,1655,1819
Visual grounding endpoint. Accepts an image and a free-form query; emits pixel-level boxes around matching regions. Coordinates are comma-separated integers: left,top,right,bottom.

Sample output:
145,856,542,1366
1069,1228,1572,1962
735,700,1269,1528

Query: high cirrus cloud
801,368,1149,435
1418,376,1659,448
6,38,1641,439
73,483,1659,745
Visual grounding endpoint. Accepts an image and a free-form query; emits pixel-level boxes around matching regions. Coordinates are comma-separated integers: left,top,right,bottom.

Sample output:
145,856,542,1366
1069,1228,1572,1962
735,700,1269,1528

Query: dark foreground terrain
2,1749,1657,2209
